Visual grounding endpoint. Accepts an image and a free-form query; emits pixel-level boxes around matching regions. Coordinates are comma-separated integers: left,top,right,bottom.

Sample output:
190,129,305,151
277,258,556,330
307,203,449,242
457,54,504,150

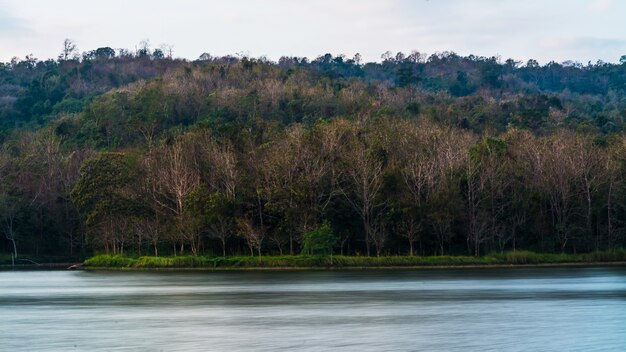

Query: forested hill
2,44,626,261
4,49,626,139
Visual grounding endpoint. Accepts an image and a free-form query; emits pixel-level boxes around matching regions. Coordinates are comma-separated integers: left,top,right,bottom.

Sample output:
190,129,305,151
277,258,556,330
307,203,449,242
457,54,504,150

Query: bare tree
605,138,626,252
396,123,472,255
340,125,385,256
465,154,490,256
59,38,78,61
237,217,264,257
0,195,18,265
571,134,604,250
146,136,200,254
526,131,583,252
0,146,17,265
159,43,174,59
371,219,387,257
429,211,452,256
258,123,342,255
398,215,421,256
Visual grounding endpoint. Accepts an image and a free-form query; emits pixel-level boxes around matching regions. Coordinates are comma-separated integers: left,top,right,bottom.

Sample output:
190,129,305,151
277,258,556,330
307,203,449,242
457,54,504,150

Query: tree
258,128,302,254
0,146,18,264
152,49,165,59
396,123,471,255
71,153,141,254
396,59,420,87
571,134,604,250
340,125,386,256
428,189,458,256
301,221,339,264
95,47,115,59
237,217,264,257
59,39,78,61
136,39,151,57
464,150,489,256
186,186,236,257
606,140,626,252
145,135,200,255
0,194,20,265
260,123,340,254
395,207,421,256
527,132,583,252
463,137,510,256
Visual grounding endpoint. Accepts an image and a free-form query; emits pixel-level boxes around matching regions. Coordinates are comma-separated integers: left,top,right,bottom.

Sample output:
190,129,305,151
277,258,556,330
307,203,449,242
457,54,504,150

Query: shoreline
0,263,80,270
5,251,626,271
80,261,626,271
3,262,626,271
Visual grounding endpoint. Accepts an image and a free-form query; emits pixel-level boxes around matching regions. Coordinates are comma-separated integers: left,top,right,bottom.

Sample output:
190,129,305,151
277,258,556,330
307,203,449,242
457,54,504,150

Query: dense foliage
2,42,626,261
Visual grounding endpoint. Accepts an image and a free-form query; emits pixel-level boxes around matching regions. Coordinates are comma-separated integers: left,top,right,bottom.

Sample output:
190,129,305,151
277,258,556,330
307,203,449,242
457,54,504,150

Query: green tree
301,221,339,261
71,152,141,254
186,186,236,257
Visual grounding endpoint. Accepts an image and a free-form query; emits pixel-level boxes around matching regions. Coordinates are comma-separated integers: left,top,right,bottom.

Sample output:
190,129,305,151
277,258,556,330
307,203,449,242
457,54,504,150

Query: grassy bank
83,250,626,269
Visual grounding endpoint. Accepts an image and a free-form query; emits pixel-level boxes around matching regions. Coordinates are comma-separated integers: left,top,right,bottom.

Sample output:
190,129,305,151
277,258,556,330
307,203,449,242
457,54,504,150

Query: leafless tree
340,125,385,256
145,137,200,254
237,217,265,257
398,215,421,256
465,154,490,256
59,38,78,61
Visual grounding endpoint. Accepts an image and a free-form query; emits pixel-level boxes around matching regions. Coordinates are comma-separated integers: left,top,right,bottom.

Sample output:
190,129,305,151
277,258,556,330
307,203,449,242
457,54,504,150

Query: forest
2,40,626,262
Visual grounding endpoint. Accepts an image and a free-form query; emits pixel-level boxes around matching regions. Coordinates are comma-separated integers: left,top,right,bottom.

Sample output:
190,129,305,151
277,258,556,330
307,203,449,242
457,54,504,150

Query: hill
2,45,626,261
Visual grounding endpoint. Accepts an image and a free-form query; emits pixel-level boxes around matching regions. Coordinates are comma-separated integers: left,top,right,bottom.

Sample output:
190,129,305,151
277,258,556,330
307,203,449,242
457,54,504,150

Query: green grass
83,250,626,269
488,250,626,264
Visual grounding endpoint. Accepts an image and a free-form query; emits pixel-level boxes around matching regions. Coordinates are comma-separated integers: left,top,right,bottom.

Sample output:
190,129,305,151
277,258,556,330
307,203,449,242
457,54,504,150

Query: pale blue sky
1,0,625,64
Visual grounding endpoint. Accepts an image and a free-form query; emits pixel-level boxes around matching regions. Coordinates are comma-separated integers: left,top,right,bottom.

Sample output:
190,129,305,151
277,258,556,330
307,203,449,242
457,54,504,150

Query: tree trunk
363,219,371,257
607,180,614,252
512,226,516,253
8,235,17,262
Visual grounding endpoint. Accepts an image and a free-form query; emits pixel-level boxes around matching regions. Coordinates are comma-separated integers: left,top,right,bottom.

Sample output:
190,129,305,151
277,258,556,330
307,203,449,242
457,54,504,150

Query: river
1,267,625,351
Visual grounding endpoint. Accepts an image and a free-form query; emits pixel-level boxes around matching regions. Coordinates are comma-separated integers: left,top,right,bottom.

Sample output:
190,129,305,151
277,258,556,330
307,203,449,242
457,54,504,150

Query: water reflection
1,267,625,351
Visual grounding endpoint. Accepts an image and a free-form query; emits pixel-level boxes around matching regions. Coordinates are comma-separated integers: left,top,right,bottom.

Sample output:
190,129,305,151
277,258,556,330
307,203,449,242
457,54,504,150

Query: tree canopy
2,42,626,260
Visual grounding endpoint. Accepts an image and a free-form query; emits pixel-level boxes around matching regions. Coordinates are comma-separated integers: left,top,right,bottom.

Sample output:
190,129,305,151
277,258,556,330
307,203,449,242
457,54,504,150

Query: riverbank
0,263,79,270
0,255,84,270
82,250,626,270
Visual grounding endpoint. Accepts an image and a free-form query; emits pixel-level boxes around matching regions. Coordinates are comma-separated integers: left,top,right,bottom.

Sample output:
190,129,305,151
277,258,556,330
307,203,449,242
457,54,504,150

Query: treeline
66,121,626,257
5,118,626,258
2,41,626,259
2,41,626,140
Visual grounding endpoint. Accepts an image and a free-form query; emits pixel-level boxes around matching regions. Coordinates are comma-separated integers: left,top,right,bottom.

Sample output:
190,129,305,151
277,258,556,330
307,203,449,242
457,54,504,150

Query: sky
0,0,625,64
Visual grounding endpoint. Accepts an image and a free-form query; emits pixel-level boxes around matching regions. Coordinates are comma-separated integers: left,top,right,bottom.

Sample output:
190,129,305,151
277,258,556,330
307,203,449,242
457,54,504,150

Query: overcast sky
1,0,625,64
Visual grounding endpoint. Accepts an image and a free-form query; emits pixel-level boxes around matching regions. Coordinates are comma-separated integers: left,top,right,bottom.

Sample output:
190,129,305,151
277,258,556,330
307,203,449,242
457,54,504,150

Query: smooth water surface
1,267,625,351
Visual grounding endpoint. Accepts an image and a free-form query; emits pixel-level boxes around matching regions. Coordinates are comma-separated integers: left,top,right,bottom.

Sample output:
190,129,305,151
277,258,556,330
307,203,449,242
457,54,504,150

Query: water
1,267,625,351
